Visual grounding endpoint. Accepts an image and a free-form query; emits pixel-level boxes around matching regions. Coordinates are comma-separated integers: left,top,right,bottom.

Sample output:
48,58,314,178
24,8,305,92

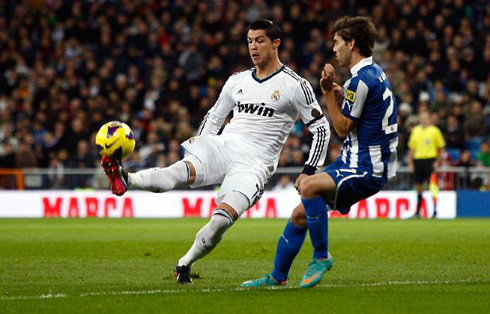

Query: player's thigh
414,158,434,184
335,174,385,213
413,160,425,184
182,135,229,187
299,173,337,201
216,169,266,218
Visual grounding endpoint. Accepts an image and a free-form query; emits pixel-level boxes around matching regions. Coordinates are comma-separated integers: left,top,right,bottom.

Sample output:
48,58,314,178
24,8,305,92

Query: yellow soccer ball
95,121,136,160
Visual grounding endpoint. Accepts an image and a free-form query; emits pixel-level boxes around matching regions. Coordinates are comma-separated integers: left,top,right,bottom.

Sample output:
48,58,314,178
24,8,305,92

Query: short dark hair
332,16,376,57
248,19,282,41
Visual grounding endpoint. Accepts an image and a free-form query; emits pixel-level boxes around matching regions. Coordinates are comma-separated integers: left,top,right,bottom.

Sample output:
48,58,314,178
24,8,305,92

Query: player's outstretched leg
101,156,128,196
300,196,332,288
175,208,235,284
101,158,194,196
240,204,307,288
127,160,192,193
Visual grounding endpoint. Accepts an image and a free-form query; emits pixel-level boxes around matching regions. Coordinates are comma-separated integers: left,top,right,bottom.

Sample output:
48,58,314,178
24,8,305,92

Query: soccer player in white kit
101,20,330,284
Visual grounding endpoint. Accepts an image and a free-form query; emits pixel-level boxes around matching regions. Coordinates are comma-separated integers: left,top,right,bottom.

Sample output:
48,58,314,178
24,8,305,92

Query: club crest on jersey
346,89,356,102
271,90,280,101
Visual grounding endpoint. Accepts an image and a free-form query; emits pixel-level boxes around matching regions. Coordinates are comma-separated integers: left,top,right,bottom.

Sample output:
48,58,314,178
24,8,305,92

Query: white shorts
181,134,270,215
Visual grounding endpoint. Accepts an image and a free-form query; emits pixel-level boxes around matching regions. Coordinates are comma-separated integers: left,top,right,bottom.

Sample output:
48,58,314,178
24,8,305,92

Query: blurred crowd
0,0,489,188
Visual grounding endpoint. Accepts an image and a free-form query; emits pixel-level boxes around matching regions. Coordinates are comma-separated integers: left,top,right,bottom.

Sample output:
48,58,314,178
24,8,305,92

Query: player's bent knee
290,206,307,227
183,154,204,186
299,178,319,198
183,160,196,185
218,191,250,220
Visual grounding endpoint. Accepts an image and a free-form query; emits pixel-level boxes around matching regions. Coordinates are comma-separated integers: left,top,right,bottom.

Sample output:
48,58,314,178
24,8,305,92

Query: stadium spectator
463,100,487,139
0,143,15,168
272,175,296,192
15,141,37,168
47,156,64,189
454,149,477,189
68,140,95,169
444,114,465,151
476,141,490,190
476,141,490,167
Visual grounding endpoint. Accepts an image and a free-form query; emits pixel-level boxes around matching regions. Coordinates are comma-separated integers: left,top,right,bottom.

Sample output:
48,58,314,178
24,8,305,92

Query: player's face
419,111,430,127
333,33,352,68
247,29,277,67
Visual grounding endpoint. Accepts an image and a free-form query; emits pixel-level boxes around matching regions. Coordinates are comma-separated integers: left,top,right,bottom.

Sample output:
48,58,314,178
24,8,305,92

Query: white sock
128,161,190,192
178,212,234,266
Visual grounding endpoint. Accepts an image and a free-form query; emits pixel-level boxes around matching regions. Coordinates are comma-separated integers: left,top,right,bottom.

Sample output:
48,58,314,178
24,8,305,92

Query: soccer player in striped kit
101,20,330,284
243,16,398,288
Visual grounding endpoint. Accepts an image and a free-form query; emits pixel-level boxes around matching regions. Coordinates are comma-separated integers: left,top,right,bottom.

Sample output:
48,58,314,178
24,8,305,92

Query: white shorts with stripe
181,134,269,216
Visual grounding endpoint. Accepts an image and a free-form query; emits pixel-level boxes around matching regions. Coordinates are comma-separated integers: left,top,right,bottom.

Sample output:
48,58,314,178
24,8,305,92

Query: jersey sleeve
292,80,330,174
407,127,418,149
342,76,369,121
197,76,236,136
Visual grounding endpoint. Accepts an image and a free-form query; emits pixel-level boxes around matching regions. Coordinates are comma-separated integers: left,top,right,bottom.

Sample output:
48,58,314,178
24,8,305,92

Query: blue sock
303,196,329,260
271,221,307,282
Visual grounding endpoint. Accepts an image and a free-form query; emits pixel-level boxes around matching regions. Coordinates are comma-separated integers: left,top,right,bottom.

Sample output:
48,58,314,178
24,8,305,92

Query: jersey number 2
382,88,397,134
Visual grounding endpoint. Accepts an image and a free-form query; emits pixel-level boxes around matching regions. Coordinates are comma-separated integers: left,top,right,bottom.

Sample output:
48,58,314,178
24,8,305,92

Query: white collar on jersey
350,56,373,75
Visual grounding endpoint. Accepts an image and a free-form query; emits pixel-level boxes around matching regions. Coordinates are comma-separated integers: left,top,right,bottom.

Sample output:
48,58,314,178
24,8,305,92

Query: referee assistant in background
408,110,446,218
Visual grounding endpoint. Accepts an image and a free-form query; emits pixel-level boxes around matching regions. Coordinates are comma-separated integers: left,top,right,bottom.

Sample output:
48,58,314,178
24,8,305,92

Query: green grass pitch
0,218,489,313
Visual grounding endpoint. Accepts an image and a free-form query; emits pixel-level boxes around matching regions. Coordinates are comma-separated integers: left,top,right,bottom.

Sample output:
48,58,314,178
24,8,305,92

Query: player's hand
295,174,308,194
320,64,335,93
332,82,343,98
432,160,439,171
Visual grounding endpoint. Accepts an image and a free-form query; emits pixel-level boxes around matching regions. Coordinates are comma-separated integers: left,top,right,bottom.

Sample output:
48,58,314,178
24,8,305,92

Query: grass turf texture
0,219,488,313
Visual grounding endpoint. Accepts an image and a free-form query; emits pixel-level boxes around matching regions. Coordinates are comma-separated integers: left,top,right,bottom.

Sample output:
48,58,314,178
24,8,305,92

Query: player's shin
271,221,307,282
178,210,234,267
127,160,190,192
415,193,422,216
302,197,329,260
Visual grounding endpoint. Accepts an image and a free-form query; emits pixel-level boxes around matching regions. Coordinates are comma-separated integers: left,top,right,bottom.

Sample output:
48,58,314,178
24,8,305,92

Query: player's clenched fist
332,82,343,97
320,63,335,93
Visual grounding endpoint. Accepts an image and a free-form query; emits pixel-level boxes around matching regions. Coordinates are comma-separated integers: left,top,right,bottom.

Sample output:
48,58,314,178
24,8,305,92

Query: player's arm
434,127,446,170
197,76,237,136
434,148,444,171
407,129,416,172
294,80,331,178
408,148,415,172
320,64,356,138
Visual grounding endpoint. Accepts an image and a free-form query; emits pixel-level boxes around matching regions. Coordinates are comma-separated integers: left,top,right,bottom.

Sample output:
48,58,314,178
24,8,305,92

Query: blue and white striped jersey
340,57,398,180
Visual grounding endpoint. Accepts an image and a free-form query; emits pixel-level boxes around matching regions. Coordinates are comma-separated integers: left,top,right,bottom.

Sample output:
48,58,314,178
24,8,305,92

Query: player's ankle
271,275,286,284
121,168,128,182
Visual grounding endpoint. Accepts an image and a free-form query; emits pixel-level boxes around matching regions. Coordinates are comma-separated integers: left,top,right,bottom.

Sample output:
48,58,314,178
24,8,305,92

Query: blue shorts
322,160,386,214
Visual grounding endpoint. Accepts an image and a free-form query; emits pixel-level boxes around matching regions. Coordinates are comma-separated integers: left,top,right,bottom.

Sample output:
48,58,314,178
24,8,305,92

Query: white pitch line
0,279,482,301
317,278,477,288
0,293,67,301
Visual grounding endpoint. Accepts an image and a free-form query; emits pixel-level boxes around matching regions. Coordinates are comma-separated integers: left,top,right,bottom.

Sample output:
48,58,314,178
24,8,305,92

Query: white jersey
197,65,330,175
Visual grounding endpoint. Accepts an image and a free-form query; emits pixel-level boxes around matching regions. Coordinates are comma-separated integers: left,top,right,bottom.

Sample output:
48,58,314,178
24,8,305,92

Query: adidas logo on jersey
237,102,275,117
237,89,243,94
